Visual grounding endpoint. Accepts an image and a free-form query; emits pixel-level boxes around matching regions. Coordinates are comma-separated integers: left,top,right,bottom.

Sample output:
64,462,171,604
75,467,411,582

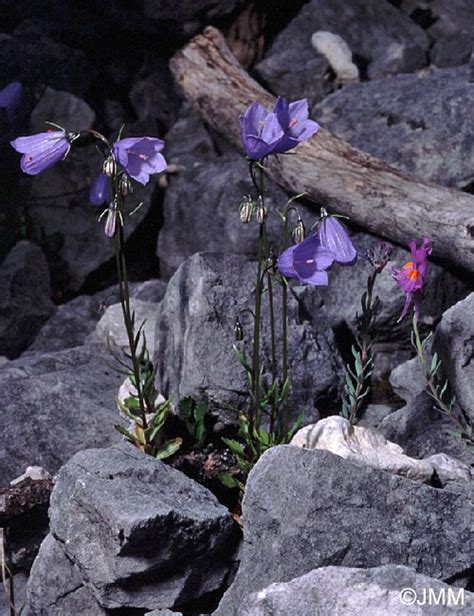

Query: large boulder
216,446,473,614
433,293,474,423
313,65,474,188
154,252,343,423
254,0,429,103
0,343,123,486
26,280,167,355
0,241,55,358
237,565,474,615
26,443,240,612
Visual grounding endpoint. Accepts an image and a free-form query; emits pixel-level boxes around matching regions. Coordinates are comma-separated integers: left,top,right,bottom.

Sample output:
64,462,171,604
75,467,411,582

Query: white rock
311,31,359,81
290,416,470,485
10,466,52,486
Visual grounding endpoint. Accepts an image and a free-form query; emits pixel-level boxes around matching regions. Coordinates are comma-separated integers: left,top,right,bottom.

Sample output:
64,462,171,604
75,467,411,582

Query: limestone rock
215,446,473,614
290,415,471,486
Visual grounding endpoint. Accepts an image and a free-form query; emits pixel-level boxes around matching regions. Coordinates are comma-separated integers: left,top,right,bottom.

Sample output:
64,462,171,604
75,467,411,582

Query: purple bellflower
318,212,357,264
113,137,166,186
277,233,336,285
278,213,356,286
10,130,71,175
89,172,112,206
392,238,431,321
240,97,319,160
272,98,319,154
0,81,22,120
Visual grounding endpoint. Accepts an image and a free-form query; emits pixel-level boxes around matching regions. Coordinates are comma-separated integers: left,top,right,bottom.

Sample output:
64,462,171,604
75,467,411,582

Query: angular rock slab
313,65,474,188
154,252,343,423
434,293,474,423
48,443,240,610
0,343,122,486
0,241,55,358
215,446,473,614
25,534,107,616
237,565,474,615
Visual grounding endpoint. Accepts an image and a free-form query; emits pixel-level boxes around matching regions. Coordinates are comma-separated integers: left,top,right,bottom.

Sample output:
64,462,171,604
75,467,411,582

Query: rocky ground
0,1,473,615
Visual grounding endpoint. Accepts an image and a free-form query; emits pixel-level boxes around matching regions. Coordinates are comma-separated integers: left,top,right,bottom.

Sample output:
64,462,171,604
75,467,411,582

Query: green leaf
155,438,182,460
223,438,246,457
114,424,138,443
219,472,240,489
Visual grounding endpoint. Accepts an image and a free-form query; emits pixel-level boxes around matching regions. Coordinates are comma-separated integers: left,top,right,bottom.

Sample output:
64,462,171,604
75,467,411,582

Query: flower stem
281,209,290,440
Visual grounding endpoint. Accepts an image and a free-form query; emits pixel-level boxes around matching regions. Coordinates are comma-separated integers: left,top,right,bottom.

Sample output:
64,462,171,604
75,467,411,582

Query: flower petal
319,216,357,264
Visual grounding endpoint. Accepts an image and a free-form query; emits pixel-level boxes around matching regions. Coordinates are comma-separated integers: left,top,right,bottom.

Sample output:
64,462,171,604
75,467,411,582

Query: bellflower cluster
278,213,357,285
392,238,431,321
240,97,319,160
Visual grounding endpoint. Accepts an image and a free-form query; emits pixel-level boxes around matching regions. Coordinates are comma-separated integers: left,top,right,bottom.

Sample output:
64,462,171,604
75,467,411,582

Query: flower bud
255,199,267,224
234,317,244,341
266,251,277,276
239,196,253,224
119,173,132,196
104,201,118,238
103,155,117,178
291,217,305,244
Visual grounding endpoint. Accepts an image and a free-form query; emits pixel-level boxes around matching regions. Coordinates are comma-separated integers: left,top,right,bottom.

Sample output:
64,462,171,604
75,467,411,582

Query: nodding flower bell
234,317,244,341
104,200,119,238
103,155,117,178
239,196,253,224
318,208,357,265
10,129,73,175
291,216,306,244
255,198,267,224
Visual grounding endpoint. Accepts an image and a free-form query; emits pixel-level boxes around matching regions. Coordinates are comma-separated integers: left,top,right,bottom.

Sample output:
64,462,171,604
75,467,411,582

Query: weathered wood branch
170,26,474,273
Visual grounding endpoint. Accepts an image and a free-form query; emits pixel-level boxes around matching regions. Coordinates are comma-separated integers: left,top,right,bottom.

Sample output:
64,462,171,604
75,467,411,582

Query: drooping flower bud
119,173,132,196
104,201,119,238
239,196,253,224
234,317,244,341
291,216,305,244
266,250,277,276
255,197,267,224
103,155,117,178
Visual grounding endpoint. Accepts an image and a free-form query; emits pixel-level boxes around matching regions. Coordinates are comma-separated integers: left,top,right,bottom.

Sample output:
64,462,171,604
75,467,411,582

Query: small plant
10,124,179,458
393,238,474,451
341,242,392,424
178,396,209,448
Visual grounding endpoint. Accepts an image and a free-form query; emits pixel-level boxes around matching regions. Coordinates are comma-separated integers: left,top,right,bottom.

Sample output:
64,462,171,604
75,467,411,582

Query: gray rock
379,393,474,467
164,107,216,169
216,446,473,614
313,65,474,188
155,252,343,423
238,565,474,615
390,356,426,403
431,34,473,68
433,293,474,423
95,298,158,355
254,0,428,103
30,86,95,133
368,41,427,79
0,343,123,486
129,56,181,131
44,443,240,611
26,280,166,355
145,611,183,616
358,403,394,429
25,534,106,616
0,241,55,358
428,0,474,42
296,233,467,345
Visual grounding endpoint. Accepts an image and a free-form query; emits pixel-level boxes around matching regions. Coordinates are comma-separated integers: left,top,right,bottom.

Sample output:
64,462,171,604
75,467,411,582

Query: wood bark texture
170,26,474,273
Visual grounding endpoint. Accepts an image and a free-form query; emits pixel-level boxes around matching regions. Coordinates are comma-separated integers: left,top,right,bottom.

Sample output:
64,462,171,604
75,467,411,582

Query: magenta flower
239,97,319,160
0,81,22,120
113,137,166,186
392,238,432,321
89,172,111,206
318,214,357,264
10,130,71,175
277,233,336,285
272,97,319,154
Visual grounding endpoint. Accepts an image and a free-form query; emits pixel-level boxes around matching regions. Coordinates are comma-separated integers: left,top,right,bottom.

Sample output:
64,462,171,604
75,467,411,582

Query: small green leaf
155,438,182,460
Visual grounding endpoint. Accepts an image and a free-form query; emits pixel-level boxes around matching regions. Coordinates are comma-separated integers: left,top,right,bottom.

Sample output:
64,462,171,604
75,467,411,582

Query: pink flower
392,238,432,321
